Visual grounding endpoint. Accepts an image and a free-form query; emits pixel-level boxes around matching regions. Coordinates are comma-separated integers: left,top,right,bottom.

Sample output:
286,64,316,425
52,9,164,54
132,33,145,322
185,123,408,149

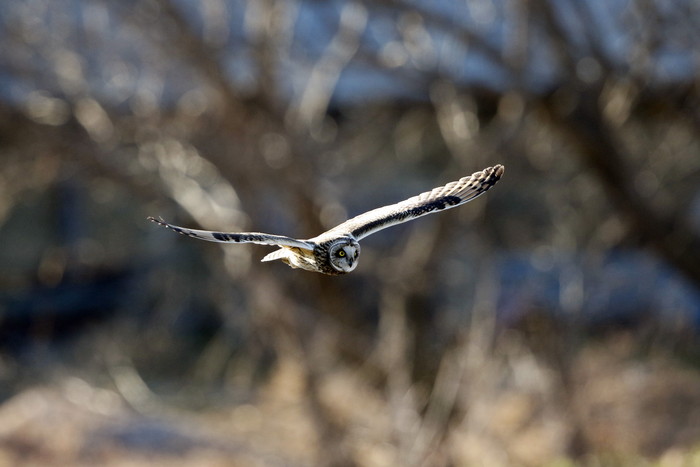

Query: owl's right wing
328,165,504,241
147,217,315,250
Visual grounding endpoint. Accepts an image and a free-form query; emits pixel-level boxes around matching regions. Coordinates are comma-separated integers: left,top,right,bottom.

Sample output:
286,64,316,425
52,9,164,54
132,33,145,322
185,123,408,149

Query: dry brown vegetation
1,0,700,465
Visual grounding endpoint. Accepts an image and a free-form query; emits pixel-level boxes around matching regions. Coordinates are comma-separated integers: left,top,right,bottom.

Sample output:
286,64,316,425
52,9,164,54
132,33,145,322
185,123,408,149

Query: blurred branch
290,2,368,131
249,273,357,467
528,0,700,287
371,0,519,85
373,224,443,465
246,0,299,111
150,0,260,124
531,0,580,76
544,88,700,287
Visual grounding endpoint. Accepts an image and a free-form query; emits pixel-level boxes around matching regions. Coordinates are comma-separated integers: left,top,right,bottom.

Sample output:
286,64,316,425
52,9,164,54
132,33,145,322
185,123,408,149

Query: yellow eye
338,250,346,257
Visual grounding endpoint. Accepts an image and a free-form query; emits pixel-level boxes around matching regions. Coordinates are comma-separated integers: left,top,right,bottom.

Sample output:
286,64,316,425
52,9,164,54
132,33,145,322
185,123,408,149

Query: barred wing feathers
329,165,504,241
147,217,315,250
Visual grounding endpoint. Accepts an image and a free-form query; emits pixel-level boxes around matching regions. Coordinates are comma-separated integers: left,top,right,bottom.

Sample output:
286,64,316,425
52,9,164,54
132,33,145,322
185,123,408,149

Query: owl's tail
261,248,289,262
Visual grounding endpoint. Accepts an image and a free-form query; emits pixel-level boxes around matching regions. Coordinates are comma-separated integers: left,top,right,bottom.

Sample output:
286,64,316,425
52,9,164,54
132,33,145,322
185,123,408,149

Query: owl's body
261,236,359,275
149,165,504,275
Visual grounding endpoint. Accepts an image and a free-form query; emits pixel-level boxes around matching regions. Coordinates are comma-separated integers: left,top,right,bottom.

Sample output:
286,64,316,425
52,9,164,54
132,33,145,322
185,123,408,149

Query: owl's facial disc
329,240,360,273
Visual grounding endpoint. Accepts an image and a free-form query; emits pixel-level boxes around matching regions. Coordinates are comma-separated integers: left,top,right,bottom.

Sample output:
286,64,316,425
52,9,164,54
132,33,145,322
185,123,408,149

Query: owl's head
328,239,361,273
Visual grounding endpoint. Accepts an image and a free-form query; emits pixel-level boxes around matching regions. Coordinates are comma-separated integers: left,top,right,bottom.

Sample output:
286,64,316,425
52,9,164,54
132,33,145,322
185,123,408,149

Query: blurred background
1,0,700,465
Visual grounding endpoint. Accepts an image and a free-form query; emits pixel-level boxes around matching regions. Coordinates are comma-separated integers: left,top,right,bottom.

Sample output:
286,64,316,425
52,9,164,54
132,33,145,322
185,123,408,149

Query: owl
149,164,503,275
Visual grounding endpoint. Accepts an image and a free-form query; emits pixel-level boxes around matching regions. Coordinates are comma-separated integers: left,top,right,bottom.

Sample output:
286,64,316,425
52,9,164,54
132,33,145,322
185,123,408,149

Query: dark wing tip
484,164,504,180
479,164,504,188
147,216,196,239
147,216,167,226
469,164,504,192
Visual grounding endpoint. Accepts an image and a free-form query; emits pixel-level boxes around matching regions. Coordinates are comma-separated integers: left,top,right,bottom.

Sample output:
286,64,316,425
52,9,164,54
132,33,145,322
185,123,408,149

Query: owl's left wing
329,165,504,241
147,217,315,250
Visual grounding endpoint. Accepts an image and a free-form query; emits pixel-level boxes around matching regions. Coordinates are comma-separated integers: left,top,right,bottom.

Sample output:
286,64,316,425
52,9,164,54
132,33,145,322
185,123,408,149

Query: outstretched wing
328,165,504,241
147,217,315,250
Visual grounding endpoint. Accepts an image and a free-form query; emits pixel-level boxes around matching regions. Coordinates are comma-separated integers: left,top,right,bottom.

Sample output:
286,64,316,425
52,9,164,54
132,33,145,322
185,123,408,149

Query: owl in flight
149,165,503,275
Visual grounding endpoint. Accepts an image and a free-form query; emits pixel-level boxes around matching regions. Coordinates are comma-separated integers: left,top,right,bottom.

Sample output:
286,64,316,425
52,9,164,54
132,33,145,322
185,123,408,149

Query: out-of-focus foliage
1,0,699,465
